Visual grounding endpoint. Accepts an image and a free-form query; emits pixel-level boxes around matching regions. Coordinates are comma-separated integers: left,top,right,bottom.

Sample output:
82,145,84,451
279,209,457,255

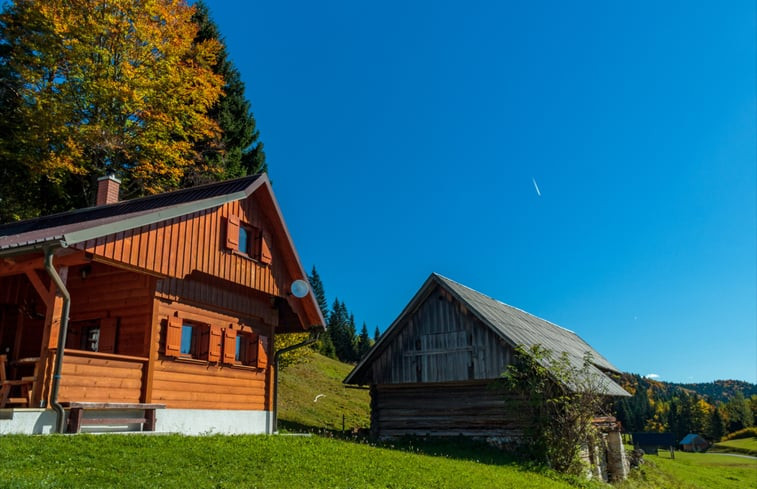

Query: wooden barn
0,174,324,434
344,273,630,440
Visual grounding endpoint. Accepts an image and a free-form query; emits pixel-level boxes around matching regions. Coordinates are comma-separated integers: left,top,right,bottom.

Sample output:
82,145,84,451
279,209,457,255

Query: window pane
235,335,242,361
238,227,249,254
181,325,193,354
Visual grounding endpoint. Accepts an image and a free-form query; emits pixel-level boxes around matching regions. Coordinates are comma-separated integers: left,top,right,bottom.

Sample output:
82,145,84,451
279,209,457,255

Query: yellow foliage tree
0,0,223,206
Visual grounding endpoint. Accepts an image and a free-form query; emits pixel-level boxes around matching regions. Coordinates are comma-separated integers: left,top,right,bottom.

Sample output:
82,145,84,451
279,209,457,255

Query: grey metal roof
0,175,262,253
346,273,630,397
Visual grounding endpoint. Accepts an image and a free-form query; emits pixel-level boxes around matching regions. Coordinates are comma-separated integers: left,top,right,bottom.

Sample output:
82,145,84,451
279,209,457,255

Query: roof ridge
433,272,579,336
0,174,262,232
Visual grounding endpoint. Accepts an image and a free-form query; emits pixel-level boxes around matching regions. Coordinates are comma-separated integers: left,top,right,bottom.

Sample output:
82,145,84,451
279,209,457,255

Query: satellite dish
290,279,309,298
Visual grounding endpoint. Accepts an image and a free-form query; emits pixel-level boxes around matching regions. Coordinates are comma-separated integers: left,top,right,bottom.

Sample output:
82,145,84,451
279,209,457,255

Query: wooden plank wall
66,262,154,357
57,350,145,403
78,195,288,299
369,286,512,384
150,299,270,410
155,278,278,327
372,382,526,439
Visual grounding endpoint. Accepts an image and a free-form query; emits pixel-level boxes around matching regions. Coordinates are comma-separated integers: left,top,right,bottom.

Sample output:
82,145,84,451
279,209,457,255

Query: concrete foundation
0,408,273,435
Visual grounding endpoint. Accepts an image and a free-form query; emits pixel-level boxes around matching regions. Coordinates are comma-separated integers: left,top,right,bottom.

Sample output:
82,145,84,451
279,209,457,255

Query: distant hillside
672,380,757,403
277,352,370,432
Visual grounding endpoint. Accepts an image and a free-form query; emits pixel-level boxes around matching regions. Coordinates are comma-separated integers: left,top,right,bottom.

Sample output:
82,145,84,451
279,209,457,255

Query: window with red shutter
165,317,183,357
223,328,237,364
260,231,273,265
225,215,240,250
208,326,222,362
257,335,269,369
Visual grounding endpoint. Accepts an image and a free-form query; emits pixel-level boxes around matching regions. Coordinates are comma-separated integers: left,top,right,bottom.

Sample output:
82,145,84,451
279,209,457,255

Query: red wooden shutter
246,333,259,365
260,231,273,265
98,317,118,353
223,328,237,363
198,328,210,359
165,317,182,357
257,335,269,369
225,215,240,250
208,326,222,362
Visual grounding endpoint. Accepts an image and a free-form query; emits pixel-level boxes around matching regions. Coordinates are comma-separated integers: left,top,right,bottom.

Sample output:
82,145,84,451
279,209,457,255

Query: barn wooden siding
77,196,287,298
369,286,513,384
149,299,272,410
370,382,527,439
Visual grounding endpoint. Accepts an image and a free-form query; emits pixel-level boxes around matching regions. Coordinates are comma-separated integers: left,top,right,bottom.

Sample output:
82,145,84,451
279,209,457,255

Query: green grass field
0,434,590,489
2,354,754,488
625,450,757,489
711,437,757,456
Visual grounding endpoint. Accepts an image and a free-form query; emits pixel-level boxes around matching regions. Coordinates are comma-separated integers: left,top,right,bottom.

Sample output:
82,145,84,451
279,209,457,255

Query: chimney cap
97,174,121,184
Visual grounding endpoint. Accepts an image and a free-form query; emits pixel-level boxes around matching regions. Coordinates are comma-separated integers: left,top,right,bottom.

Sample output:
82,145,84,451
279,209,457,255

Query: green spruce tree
373,326,381,343
356,322,372,359
188,1,266,185
308,266,329,320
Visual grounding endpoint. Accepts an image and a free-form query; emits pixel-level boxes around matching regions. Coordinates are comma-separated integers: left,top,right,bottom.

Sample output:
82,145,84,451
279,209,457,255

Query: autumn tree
0,0,224,219
188,1,266,184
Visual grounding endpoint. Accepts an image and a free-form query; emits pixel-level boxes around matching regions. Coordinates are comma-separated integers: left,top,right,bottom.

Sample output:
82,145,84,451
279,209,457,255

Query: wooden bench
61,402,166,433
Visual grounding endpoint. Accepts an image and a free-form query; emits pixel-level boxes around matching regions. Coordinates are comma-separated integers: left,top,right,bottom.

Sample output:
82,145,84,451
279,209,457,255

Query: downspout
44,248,71,434
272,326,323,434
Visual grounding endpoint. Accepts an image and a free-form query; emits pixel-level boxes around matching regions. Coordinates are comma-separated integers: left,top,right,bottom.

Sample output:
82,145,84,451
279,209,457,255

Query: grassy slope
277,352,370,432
628,451,757,489
711,437,757,456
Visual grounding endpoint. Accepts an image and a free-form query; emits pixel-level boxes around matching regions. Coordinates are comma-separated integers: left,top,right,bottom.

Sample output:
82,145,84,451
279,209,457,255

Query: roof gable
0,174,325,330
345,273,629,397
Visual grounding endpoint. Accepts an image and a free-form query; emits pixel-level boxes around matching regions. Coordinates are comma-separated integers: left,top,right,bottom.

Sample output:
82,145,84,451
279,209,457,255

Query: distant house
344,273,630,440
0,174,324,434
679,433,709,452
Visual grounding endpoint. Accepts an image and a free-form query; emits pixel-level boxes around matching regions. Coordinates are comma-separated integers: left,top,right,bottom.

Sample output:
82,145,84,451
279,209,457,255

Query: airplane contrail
532,177,541,197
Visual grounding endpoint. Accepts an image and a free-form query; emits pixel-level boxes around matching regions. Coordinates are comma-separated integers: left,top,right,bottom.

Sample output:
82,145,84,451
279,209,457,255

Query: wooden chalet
0,174,324,434
344,273,630,440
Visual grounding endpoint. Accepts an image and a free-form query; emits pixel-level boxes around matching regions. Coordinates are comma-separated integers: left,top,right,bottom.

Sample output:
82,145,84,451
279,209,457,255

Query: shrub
722,427,757,441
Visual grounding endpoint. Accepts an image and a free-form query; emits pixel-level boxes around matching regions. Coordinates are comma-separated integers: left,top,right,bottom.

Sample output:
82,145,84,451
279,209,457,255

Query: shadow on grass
278,419,546,472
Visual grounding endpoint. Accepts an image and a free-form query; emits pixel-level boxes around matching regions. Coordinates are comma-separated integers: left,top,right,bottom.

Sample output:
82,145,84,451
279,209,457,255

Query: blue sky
204,1,756,383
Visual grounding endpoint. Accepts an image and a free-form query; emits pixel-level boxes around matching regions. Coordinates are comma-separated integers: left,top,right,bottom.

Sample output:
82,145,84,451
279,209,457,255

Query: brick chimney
96,174,121,206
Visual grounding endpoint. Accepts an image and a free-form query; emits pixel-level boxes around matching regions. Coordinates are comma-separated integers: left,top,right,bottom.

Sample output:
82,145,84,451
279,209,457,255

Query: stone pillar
606,430,629,481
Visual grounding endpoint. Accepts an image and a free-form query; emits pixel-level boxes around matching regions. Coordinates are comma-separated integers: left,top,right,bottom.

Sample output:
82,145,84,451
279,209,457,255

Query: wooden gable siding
371,382,527,439
369,286,512,384
77,195,287,300
149,299,271,410
66,262,155,357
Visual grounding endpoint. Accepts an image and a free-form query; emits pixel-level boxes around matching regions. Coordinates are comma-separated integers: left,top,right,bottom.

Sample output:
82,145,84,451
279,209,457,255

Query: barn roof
345,273,630,397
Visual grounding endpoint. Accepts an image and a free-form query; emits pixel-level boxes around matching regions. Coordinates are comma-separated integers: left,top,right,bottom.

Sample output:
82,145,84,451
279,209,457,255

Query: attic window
238,224,261,258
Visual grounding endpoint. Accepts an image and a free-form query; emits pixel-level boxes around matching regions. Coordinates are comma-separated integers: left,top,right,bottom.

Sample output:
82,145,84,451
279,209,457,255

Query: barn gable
345,273,629,397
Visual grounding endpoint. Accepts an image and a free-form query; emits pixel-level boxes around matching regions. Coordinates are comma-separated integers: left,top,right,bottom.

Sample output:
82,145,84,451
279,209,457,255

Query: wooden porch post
33,266,68,407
